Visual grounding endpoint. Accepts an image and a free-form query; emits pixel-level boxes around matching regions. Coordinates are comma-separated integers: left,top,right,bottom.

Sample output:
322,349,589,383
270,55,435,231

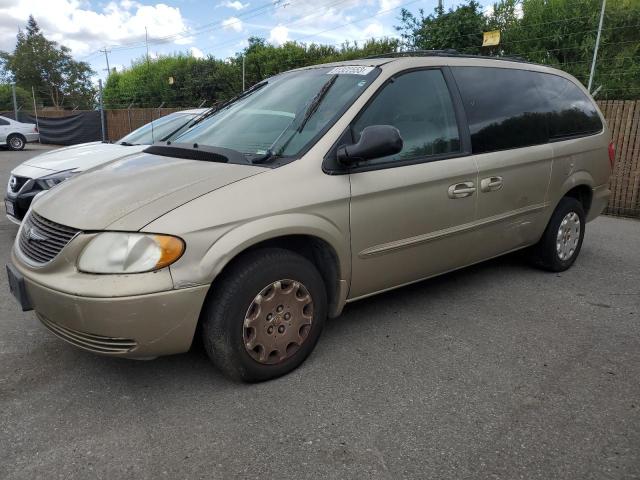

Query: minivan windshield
119,112,201,146
175,66,380,161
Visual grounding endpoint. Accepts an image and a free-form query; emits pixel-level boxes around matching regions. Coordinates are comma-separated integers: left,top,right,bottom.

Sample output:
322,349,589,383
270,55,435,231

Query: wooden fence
105,107,185,141
597,100,640,218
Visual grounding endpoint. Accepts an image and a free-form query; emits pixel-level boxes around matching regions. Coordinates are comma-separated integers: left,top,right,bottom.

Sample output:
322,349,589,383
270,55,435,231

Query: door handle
448,181,476,199
480,176,503,192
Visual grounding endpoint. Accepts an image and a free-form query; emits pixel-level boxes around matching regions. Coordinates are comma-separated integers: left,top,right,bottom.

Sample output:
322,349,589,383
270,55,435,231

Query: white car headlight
37,170,77,189
78,232,185,274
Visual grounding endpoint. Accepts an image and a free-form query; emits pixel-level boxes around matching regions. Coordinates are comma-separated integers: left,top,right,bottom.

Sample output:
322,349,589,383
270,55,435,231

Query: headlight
37,170,77,189
78,233,185,274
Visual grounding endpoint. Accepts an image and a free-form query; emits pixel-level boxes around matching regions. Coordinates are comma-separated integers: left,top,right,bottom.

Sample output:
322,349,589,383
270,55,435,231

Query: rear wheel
201,248,327,382
528,197,585,272
7,134,25,151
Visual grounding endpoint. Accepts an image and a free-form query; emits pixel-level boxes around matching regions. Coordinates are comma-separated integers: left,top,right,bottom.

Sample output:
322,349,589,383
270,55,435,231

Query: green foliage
0,16,95,108
103,37,400,108
395,0,640,98
0,84,31,111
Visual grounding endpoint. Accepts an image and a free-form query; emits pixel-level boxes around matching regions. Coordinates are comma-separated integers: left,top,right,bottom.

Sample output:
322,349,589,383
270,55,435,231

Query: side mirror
337,125,403,164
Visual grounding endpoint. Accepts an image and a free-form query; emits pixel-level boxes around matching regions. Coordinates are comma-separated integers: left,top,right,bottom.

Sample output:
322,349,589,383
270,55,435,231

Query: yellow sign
482,30,501,47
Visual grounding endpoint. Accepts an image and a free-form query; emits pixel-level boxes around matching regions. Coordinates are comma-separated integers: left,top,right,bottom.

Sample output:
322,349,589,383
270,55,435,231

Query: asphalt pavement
0,144,639,479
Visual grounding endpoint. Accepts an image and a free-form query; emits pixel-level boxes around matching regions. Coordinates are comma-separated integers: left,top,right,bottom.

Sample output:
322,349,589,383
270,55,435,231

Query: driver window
352,69,460,165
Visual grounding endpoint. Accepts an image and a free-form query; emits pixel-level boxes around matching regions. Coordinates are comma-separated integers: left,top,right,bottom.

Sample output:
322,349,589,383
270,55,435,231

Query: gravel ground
1,145,639,479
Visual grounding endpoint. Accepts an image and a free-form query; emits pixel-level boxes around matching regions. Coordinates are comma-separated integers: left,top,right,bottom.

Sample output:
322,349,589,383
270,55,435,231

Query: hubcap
10,137,23,149
556,212,581,261
243,279,313,365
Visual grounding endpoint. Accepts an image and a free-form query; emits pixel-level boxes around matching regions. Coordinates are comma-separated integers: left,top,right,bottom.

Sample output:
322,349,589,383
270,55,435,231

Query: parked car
0,115,39,150
4,108,207,223
7,54,612,382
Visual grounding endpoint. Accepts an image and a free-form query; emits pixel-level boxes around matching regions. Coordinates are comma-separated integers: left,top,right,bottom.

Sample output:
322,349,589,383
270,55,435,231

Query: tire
201,248,327,382
528,197,586,272
7,134,25,151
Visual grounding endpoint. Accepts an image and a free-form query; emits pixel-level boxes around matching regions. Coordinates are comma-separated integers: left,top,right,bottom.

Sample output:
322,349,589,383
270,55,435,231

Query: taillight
34,126,38,133
608,142,615,169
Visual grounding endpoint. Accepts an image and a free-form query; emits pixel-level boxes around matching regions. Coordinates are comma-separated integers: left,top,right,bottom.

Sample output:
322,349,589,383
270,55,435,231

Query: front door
347,68,478,299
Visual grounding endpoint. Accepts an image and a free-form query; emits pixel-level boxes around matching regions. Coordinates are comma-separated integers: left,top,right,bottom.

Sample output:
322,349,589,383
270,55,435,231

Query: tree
0,16,95,108
396,1,488,54
0,84,31,112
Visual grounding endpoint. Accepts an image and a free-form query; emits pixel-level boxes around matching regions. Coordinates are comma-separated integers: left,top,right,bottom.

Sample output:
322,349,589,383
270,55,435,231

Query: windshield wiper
296,75,337,133
252,76,338,165
119,141,136,146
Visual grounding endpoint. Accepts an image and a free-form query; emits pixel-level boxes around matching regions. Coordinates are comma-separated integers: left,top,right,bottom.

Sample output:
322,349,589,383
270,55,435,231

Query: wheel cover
556,212,581,261
10,137,23,149
243,279,314,365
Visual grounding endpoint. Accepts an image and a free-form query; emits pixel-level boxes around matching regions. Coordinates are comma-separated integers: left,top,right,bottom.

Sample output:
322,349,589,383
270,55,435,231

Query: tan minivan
7,53,613,381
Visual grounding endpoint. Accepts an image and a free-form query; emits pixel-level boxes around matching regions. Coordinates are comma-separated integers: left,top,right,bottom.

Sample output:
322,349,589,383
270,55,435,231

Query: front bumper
10,238,209,358
25,278,208,358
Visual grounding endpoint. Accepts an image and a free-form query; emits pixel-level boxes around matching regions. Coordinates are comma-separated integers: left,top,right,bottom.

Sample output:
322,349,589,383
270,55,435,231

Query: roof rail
365,49,531,64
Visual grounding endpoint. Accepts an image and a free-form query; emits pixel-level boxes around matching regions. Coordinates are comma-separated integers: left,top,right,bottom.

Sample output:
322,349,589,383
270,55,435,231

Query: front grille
8,175,29,194
39,315,137,354
18,212,79,264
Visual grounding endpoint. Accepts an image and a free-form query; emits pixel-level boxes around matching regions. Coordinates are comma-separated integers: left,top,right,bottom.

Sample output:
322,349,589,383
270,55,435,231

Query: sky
0,0,489,81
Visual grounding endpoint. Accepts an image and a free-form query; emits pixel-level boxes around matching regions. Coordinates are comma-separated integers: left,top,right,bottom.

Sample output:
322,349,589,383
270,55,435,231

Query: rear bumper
20,273,209,358
24,133,39,143
587,185,610,222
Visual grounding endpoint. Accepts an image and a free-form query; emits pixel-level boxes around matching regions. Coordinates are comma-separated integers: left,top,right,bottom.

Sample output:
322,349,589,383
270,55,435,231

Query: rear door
450,66,553,260
347,68,478,299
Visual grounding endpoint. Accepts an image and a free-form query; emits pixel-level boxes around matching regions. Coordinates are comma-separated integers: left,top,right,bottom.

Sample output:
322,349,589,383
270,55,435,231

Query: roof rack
365,49,530,64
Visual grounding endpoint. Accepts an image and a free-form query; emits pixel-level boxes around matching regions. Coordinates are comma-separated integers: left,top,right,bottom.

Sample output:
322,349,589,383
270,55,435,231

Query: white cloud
218,1,249,10
362,21,383,38
378,0,401,13
222,16,244,33
268,25,290,45
0,0,190,55
190,46,205,59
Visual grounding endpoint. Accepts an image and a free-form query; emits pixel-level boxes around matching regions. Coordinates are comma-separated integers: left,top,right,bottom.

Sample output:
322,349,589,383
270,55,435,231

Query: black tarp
15,111,103,145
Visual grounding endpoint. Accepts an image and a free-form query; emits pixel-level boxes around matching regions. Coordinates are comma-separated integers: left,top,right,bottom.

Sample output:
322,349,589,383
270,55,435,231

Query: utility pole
98,79,106,142
145,26,150,66
11,83,18,120
242,55,246,91
101,47,111,76
31,86,40,142
588,0,606,93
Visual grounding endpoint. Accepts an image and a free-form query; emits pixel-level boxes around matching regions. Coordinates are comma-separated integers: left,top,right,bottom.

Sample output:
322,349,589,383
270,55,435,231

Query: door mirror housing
337,125,403,164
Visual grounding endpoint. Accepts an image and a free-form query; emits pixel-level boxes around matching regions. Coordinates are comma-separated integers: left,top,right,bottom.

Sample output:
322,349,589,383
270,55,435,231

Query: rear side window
451,67,549,154
534,73,602,140
0,118,9,126
352,69,460,165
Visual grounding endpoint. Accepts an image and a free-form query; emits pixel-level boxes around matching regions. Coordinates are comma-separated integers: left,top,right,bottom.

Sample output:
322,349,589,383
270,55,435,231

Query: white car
4,108,207,223
0,115,39,150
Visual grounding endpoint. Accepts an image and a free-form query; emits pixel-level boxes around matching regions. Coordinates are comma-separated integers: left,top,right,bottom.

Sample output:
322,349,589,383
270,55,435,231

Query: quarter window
351,69,461,165
534,72,602,140
0,118,10,126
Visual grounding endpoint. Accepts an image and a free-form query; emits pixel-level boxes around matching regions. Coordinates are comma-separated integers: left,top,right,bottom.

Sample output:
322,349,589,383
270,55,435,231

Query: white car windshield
119,112,200,145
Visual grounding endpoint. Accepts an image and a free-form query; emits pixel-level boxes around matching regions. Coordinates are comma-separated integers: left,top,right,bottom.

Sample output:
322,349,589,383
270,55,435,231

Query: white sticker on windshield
327,66,374,76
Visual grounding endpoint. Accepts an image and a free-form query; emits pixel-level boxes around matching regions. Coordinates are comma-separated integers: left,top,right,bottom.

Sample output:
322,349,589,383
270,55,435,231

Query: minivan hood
21,142,146,177
33,152,266,230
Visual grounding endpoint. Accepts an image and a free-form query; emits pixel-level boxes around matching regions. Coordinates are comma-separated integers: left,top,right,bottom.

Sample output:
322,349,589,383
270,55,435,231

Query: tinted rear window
535,72,602,140
452,67,549,154
451,66,602,154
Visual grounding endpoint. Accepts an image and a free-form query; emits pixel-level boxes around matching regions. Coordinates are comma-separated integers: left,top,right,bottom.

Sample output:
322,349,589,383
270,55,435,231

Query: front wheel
528,197,586,272
7,134,25,151
201,248,327,382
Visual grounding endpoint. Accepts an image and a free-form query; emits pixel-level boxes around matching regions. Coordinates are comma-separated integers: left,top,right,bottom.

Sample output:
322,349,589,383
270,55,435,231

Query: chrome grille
39,315,137,354
18,212,79,264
